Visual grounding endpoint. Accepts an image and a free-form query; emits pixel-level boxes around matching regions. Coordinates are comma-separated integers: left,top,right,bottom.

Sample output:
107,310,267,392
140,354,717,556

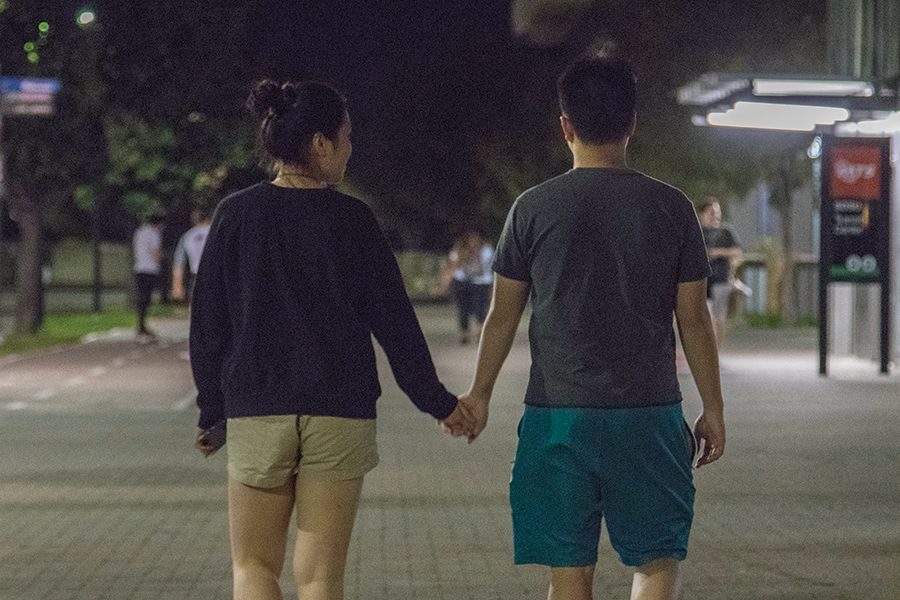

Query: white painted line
33,389,56,400
0,355,23,368
65,376,88,387
88,367,107,377
173,389,196,411
5,401,27,410
111,358,126,368
80,327,131,344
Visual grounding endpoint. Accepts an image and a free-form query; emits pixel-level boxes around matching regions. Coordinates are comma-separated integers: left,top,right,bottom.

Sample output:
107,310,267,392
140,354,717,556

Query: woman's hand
195,426,219,457
440,402,476,439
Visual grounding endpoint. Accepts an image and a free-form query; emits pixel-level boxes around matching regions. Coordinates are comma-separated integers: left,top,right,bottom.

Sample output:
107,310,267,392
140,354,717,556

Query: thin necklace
272,169,324,189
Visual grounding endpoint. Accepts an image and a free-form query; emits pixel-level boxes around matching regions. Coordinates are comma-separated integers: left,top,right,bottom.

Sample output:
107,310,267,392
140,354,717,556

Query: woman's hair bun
247,80,297,118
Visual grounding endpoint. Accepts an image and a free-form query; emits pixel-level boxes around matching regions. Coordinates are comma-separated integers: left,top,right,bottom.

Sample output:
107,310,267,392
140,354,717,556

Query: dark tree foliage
1,0,830,333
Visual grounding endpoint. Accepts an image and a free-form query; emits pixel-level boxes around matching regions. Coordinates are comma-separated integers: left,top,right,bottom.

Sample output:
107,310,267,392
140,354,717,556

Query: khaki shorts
227,415,378,487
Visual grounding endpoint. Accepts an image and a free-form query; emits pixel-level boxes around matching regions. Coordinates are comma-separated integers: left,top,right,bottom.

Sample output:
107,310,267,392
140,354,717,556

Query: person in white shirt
171,209,211,302
440,229,495,344
132,214,164,340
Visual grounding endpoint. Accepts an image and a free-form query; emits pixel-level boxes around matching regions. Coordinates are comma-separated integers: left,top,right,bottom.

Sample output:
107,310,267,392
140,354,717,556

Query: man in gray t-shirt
493,168,710,410
451,59,726,600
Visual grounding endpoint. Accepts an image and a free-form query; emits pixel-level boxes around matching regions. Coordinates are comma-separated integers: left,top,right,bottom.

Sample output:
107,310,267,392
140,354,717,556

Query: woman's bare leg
229,477,295,600
292,475,364,600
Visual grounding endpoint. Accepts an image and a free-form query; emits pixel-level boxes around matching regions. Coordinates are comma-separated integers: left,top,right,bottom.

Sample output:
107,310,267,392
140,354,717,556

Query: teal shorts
510,403,695,568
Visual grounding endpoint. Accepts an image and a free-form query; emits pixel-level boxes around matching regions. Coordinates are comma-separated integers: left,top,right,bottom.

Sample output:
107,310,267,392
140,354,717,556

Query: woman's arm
189,206,231,429
359,208,458,420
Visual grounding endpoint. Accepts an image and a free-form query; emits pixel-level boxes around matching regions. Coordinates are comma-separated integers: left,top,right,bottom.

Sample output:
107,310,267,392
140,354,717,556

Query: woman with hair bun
190,80,472,600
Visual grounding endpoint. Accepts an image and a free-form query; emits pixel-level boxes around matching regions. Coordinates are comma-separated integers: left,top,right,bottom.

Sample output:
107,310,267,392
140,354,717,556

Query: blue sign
0,77,61,95
0,77,61,116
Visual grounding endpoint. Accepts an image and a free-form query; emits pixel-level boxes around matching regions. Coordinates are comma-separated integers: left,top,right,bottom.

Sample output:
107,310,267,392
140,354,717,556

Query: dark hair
247,80,348,165
557,58,637,144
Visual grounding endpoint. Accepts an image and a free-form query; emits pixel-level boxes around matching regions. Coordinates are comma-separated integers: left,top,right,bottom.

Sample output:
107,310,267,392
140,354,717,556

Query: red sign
830,145,883,200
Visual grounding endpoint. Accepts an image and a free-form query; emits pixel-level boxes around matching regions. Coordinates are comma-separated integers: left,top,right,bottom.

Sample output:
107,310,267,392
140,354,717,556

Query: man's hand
457,393,489,444
693,411,725,468
440,402,475,439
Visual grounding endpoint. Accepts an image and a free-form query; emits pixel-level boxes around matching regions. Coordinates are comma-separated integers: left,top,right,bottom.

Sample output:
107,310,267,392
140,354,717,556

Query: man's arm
457,273,530,442
171,235,187,300
674,278,726,467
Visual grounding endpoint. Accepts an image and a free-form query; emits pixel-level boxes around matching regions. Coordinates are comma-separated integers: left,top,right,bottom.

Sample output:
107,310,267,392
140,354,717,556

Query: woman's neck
272,165,327,189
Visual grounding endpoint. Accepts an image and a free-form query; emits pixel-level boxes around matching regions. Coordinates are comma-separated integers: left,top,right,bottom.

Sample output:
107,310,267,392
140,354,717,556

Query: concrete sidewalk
0,306,898,599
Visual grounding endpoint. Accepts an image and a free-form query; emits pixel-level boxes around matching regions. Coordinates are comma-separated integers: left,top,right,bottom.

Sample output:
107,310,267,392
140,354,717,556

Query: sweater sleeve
357,207,457,420
189,203,232,429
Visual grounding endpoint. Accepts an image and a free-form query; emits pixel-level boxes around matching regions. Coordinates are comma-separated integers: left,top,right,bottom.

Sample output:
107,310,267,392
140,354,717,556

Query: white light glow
77,10,95,27
753,79,874,97
853,112,900,134
706,101,850,132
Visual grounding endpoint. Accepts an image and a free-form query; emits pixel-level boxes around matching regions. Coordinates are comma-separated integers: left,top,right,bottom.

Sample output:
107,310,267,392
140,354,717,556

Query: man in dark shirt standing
698,198,742,346
454,59,726,600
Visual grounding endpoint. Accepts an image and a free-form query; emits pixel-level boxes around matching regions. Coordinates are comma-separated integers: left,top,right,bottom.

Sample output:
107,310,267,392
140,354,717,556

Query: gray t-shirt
493,168,710,409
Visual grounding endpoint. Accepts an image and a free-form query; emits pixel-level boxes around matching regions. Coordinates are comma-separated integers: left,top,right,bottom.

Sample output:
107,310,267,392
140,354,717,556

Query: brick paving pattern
1,305,898,599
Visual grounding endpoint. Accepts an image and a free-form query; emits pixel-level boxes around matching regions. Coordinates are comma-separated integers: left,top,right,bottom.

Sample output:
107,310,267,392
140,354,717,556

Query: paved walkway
0,305,898,599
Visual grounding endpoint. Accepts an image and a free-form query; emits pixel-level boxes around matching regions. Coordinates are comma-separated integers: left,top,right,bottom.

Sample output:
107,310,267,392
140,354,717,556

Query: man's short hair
557,58,637,144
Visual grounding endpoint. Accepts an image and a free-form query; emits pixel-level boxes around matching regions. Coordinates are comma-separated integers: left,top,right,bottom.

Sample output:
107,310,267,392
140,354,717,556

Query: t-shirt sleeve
724,226,741,249
678,199,712,283
492,200,531,281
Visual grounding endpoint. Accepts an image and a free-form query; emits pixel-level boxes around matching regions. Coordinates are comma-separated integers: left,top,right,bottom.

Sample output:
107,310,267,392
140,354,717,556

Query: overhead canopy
678,73,900,133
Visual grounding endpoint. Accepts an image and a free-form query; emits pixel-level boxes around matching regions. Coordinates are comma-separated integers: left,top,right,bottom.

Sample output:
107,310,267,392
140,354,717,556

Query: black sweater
190,183,457,429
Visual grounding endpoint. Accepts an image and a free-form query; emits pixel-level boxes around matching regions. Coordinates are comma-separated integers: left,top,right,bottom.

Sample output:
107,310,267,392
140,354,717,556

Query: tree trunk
11,195,43,334
776,164,796,323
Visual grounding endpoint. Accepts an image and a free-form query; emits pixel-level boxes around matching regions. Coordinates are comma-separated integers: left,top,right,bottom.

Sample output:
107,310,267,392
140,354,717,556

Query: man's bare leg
630,558,682,600
548,565,594,600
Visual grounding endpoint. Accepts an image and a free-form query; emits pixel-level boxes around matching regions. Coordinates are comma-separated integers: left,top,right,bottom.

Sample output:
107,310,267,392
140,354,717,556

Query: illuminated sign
821,138,891,283
0,77,61,116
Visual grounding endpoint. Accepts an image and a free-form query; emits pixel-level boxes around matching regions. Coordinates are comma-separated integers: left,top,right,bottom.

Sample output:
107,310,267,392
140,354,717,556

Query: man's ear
310,132,328,158
560,115,576,143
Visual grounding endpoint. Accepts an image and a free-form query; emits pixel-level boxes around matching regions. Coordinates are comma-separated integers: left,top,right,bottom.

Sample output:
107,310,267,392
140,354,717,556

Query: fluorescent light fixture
854,112,900,134
706,101,850,132
753,79,874,97
836,112,900,136
691,114,708,127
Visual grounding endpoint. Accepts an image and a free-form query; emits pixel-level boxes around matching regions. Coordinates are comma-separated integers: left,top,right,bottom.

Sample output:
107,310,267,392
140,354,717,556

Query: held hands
692,411,725,468
439,393,489,444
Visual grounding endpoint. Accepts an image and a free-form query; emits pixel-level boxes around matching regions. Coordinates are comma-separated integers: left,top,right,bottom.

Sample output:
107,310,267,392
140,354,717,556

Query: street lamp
73,8,103,311
76,9,96,29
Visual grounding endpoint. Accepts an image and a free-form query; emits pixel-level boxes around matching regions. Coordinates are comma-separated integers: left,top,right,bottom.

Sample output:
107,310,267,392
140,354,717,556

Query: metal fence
737,254,819,319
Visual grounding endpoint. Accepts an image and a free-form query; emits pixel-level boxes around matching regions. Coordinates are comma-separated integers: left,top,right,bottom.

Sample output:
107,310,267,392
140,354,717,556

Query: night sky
5,0,828,246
